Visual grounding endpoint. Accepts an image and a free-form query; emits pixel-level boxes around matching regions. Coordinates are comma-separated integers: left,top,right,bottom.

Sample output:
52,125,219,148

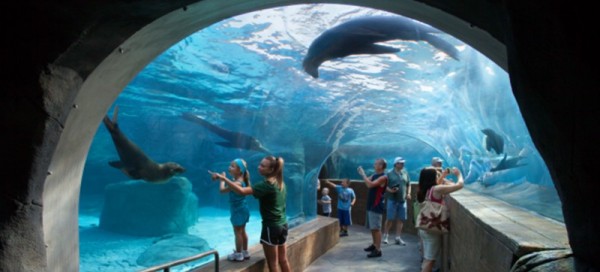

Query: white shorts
419,229,442,261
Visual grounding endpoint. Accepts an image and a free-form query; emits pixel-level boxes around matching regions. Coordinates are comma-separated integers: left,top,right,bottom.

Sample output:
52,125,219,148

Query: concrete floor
304,224,422,272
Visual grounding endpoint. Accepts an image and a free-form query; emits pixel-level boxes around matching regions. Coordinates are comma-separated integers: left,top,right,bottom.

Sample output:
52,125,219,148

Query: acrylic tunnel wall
78,4,562,271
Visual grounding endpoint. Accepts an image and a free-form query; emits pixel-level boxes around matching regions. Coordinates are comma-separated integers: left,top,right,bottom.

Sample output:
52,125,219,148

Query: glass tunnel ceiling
84,4,560,221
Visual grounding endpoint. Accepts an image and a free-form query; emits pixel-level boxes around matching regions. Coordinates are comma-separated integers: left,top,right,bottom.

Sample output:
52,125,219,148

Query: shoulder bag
416,188,449,234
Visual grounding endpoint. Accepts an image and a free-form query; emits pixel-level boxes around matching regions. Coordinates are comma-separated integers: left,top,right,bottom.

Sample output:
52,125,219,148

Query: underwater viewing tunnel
3,1,598,272
77,4,561,271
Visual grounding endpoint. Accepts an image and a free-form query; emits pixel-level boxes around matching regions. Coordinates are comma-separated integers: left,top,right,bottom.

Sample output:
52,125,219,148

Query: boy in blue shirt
323,178,356,236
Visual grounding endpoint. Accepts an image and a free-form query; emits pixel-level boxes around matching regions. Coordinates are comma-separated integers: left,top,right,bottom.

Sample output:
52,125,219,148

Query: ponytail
275,157,284,191
265,156,285,191
234,158,251,186
243,170,251,187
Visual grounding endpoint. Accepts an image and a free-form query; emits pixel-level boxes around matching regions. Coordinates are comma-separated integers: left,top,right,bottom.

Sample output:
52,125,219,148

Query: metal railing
138,250,219,272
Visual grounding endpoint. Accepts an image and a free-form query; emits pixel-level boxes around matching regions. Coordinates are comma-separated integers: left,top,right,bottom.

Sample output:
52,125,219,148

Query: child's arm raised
322,179,338,188
219,179,230,193
209,170,253,195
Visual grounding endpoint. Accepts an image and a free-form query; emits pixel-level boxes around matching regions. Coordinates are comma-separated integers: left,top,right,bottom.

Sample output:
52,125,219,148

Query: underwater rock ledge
100,177,198,236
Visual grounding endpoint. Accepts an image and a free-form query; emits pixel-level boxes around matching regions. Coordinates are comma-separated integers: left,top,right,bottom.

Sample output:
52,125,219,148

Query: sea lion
303,15,460,78
103,106,185,183
481,128,504,155
182,112,270,153
490,154,527,172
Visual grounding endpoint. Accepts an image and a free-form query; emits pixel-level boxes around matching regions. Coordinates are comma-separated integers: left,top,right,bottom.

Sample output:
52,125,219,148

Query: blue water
80,4,562,271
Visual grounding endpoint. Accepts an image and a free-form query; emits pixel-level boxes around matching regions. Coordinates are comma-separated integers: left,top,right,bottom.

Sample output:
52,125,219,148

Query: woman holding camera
210,156,290,272
417,166,464,272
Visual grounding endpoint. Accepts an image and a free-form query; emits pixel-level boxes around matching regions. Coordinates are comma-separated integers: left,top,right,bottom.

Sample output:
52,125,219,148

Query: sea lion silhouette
103,106,185,183
481,128,504,155
490,154,527,172
182,112,270,153
303,15,460,78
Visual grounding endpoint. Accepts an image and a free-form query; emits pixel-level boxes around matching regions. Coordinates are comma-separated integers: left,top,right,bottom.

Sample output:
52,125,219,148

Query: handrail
138,249,219,272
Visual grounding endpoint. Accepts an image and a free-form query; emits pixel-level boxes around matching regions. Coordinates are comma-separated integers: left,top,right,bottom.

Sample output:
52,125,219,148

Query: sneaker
395,237,406,246
383,233,389,244
363,244,376,252
242,250,250,260
367,249,382,258
227,251,244,262
340,232,348,237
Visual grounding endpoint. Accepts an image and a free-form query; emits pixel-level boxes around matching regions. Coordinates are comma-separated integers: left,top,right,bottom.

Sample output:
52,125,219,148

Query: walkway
304,224,422,272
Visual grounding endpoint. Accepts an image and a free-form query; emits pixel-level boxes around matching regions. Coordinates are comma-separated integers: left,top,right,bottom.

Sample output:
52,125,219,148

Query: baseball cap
394,157,405,164
431,157,443,164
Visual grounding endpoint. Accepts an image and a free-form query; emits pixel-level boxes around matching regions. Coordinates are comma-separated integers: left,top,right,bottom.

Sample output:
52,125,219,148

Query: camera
444,168,451,174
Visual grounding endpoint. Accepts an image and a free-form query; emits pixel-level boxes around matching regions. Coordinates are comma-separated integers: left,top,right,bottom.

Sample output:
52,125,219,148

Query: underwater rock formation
100,177,198,236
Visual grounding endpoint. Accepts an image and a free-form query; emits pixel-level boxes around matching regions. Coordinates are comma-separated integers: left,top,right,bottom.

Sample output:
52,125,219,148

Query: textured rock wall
100,177,198,236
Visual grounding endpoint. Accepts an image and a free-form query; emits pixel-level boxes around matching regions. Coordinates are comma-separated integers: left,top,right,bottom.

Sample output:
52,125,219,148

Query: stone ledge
451,189,569,254
447,188,569,272
194,216,339,272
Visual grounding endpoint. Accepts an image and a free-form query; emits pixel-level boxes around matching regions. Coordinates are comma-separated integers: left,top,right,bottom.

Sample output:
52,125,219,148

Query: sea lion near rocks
490,153,527,172
303,15,460,78
103,106,185,183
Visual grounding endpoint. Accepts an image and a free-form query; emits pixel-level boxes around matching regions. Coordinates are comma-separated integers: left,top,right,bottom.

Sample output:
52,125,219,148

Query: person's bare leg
396,220,404,236
421,259,434,272
277,244,291,272
241,225,248,251
372,229,381,250
395,220,405,244
233,226,243,252
262,244,278,271
383,219,392,243
384,219,392,236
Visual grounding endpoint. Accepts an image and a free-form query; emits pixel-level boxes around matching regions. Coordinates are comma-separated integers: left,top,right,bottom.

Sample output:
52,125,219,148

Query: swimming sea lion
103,106,185,183
481,128,504,155
182,112,270,153
490,154,527,172
303,15,460,78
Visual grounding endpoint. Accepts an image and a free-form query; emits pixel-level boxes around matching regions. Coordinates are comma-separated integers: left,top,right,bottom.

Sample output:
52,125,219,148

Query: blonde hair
265,156,285,191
